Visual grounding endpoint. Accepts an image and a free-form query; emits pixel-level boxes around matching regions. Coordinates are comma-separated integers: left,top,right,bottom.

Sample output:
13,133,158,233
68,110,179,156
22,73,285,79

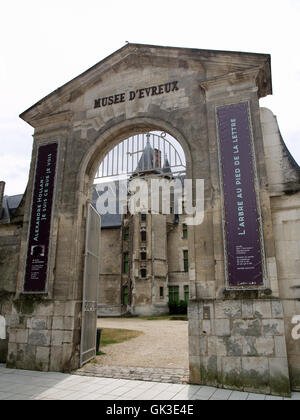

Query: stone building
95,133,190,317
0,43,300,396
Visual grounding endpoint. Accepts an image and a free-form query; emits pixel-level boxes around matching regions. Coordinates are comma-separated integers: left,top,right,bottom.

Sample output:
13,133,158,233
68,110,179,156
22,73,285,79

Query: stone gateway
0,43,300,396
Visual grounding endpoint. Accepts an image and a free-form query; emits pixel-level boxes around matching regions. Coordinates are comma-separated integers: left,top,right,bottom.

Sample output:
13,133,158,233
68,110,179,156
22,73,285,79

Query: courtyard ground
74,317,189,383
95,317,189,370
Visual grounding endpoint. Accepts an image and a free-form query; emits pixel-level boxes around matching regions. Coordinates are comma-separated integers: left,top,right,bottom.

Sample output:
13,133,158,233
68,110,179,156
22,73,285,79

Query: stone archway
78,120,194,369
2,44,295,396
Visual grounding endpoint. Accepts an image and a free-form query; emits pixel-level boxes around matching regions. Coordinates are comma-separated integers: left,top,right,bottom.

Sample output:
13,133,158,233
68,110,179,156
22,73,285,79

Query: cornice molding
199,67,268,100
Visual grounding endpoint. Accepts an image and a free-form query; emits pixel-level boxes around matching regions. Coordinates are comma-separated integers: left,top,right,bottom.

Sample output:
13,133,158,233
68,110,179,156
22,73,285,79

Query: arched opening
93,131,186,316
78,125,192,383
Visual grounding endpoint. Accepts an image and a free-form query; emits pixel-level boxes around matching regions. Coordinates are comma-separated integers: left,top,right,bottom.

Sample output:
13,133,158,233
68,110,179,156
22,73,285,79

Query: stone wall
188,299,290,396
260,108,300,390
271,193,300,390
98,228,122,316
0,223,22,362
0,224,21,293
6,298,81,372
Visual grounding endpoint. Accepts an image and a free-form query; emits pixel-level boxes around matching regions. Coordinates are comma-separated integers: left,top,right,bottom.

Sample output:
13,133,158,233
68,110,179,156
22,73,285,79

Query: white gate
80,204,101,366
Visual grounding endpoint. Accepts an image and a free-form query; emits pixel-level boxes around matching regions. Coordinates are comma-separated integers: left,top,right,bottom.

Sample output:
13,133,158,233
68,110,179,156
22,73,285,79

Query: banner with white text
23,143,58,293
216,103,264,288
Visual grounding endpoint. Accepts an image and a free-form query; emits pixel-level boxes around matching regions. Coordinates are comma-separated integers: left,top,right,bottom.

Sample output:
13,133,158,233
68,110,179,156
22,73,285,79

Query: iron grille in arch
94,132,186,181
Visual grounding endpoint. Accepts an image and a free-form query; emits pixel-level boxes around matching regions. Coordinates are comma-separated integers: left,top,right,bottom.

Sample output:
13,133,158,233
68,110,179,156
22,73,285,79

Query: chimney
0,181,5,214
154,149,161,169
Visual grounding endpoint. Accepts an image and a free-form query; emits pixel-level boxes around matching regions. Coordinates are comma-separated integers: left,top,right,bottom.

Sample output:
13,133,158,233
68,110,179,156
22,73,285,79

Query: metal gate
80,204,101,366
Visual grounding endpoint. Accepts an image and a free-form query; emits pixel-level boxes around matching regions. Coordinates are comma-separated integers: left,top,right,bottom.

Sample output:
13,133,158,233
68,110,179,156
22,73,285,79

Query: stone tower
124,134,171,316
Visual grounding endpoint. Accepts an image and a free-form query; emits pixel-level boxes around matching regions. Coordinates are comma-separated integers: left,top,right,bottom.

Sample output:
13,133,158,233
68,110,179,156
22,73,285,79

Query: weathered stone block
262,319,285,336
199,336,207,355
241,357,270,394
63,330,73,344
52,316,64,330
10,328,28,344
215,319,230,337
27,318,47,330
62,344,77,371
269,358,291,397
6,315,20,328
232,319,262,337
188,318,200,335
274,336,288,357
36,346,50,370
53,302,65,316
200,356,220,387
202,320,212,335
222,357,243,390
242,300,253,319
253,300,272,319
256,337,274,356
15,344,37,370
51,330,64,346
49,346,63,372
215,301,242,319
189,335,200,356
34,303,54,316
188,301,199,319
271,300,284,318
196,280,216,299
243,336,258,356
208,337,227,356
28,330,50,346
189,355,201,385
6,342,17,367
224,337,244,356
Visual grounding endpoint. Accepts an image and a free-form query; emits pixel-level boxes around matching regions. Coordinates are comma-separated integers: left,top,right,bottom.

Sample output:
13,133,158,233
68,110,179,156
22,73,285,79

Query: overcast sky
1,0,299,196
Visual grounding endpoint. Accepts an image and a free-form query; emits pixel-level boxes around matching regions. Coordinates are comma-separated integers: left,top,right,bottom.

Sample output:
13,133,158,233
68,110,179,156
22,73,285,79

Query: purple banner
217,103,264,288
24,143,58,293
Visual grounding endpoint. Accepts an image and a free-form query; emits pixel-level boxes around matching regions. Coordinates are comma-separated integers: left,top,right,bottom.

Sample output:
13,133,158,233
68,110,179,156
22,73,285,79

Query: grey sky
1,0,299,195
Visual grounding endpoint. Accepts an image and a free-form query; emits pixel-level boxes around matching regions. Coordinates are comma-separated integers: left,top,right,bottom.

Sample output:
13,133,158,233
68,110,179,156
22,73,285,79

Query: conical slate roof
133,135,173,177
135,140,155,172
162,156,173,178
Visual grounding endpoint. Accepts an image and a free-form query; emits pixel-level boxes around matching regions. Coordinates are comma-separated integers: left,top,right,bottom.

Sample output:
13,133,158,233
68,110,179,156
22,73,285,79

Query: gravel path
96,318,189,369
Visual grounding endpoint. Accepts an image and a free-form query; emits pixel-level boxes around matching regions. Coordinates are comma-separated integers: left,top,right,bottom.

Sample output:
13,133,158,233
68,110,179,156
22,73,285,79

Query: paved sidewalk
1,364,300,400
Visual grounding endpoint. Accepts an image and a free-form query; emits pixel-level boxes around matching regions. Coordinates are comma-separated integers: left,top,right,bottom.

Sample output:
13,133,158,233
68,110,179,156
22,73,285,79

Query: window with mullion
184,285,189,303
168,286,179,304
123,252,129,274
183,250,189,272
183,224,188,239
124,227,129,241
141,230,147,242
